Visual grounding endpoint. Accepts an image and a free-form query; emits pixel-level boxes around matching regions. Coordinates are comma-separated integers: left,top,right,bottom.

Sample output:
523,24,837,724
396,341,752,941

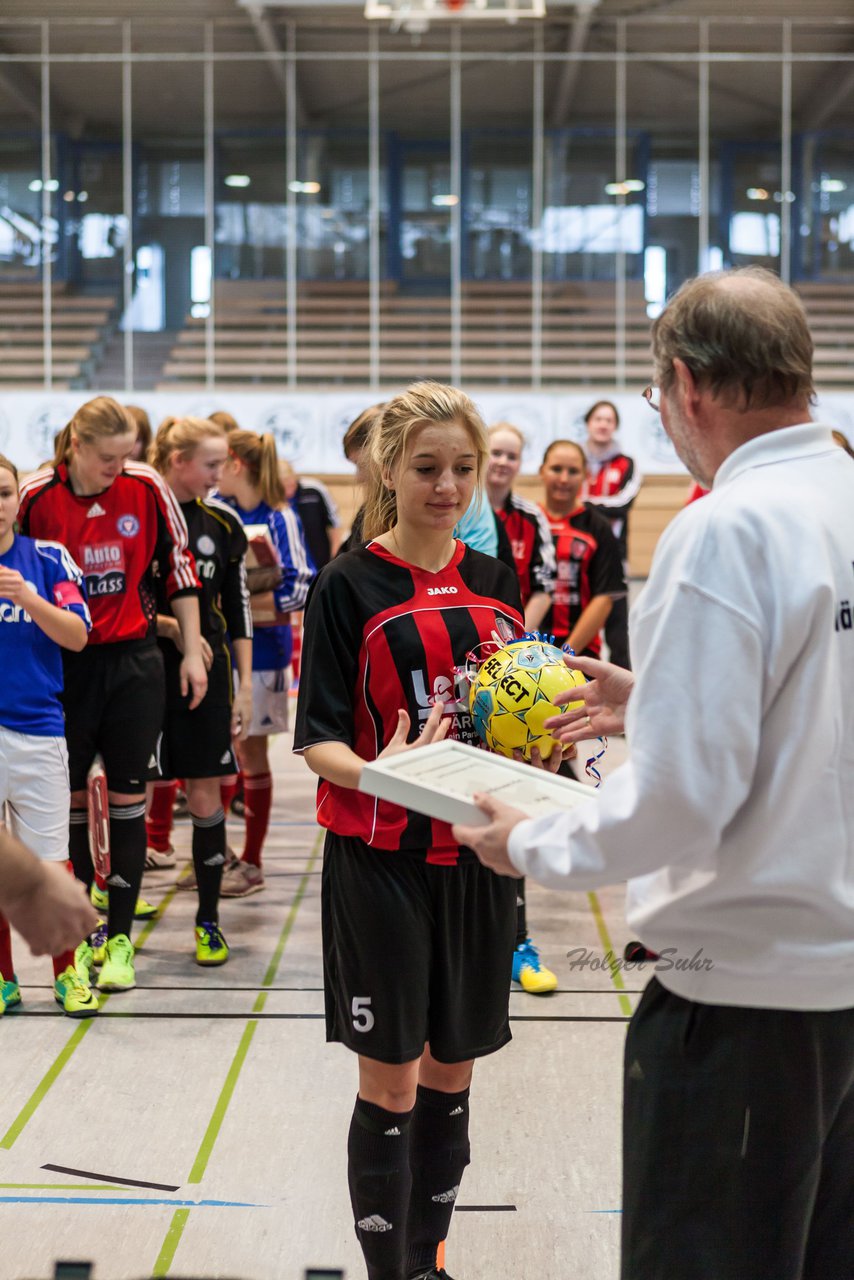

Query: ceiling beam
243,5,308,126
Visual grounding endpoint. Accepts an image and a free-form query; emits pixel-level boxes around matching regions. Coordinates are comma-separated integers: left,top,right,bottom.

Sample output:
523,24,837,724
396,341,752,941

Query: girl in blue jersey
215,428,313,896
0,454,96,1017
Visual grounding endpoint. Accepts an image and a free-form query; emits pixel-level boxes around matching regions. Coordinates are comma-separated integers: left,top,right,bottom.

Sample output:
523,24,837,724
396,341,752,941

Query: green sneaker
90,883,109,912
0,972,22,1015
89,884,157,921
194,922,229,967
96,934,136,992
54,966,99,1017
74,938,94,981
89,921,108,967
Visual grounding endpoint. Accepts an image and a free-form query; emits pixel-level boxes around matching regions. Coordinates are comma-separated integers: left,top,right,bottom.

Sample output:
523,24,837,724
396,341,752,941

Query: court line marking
587,890,635,1018
0,1183,140,1191
0,886,178,1151
9,1011,630,1024
151,830,323,1279
0,1195,261,1208
42,1163,179,1191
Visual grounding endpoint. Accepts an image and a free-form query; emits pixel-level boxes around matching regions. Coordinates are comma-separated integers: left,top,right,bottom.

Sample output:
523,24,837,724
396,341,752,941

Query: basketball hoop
365,0,547,34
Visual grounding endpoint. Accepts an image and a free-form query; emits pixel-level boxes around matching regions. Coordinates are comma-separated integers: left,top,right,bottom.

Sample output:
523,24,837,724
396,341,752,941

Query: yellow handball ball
469,639,587,761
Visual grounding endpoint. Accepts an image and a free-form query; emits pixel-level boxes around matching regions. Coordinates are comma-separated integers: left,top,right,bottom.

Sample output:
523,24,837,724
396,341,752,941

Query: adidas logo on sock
356,1214,392,1233
204,853,226,866
220,751,232,764
628,1059,645,1082
384,1126,401,1136
432,1184,459,1204
106,874,131,889
86,501,106,517
448,1106,464,1116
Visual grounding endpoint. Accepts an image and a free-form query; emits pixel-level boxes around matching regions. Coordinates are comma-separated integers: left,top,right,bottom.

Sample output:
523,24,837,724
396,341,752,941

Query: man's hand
6,861,98,957
180,652,209,710
231,684,254,742
453,793,526,878
545,653,635,743
377,699,450,761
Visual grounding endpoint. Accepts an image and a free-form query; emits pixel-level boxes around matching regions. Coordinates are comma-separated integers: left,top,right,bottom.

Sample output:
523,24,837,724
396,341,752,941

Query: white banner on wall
1,388,852,477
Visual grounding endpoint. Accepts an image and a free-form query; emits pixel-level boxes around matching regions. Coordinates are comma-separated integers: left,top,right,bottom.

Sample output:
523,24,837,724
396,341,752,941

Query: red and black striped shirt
294,539,523,863
19,461,200,646
495,491,556,606
539,503,625,657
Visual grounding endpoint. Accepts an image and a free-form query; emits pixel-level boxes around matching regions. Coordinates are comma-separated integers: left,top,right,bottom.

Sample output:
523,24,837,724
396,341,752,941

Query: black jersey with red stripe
539,503,625,657
496,491,557,605
18,461,200,646
294,539,524,863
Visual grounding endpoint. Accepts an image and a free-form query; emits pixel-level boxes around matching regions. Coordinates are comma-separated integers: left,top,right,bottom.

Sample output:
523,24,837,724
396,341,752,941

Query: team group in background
0,376,638,1280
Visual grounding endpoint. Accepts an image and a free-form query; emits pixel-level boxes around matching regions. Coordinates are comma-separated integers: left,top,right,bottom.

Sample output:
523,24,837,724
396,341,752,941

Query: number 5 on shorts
351,996,375,1033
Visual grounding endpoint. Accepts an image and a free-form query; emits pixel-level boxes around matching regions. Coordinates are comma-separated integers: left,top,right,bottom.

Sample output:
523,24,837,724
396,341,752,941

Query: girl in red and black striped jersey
486,421,561,995
18,396,206,994
538,438,626,659
295,382,563,1280
584,400,640,669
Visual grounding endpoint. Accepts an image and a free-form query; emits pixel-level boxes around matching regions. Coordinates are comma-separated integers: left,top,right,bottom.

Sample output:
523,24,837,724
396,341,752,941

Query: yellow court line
0,886,178,1151
151,830,323,1278
587,890,634,1019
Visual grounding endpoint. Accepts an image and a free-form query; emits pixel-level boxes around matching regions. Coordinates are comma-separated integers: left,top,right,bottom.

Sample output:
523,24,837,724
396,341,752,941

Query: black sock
348,1095,414,1280
406,1085,471,1276
515,877,528,947
106,802,146,939
69,809,93,890
191,808,226,926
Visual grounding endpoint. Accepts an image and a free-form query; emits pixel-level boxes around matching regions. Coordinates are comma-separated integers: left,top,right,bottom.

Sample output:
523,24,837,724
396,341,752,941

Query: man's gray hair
651,267,815,409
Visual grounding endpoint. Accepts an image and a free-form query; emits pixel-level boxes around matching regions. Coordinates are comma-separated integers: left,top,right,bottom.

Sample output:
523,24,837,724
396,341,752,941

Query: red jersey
19,461,200,646
294,540,523,863
495,491,556,605
586,450,641,560
540,503,625,657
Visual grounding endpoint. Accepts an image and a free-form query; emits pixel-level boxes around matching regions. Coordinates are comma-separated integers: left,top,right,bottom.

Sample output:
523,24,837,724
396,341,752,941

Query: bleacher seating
0,283,116,388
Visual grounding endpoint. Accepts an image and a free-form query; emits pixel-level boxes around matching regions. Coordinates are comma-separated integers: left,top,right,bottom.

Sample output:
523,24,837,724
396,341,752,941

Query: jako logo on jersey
426,585,458,596
117,514,140,537
412,671,467,722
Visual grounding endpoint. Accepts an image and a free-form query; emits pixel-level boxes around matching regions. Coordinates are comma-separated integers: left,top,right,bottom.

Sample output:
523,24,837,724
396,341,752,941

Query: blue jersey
0,535,91,736
215,496,313,671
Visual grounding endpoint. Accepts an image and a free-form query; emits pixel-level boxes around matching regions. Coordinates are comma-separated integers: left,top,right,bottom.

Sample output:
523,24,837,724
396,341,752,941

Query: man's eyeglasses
642,385,660,413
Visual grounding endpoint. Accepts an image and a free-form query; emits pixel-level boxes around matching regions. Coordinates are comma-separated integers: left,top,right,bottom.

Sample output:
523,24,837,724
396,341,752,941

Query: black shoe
230,794,246,818
624,940,659,963
409,1270,456,1280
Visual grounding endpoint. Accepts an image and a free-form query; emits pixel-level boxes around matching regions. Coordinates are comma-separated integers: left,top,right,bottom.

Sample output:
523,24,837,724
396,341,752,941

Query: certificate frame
359,739,596,827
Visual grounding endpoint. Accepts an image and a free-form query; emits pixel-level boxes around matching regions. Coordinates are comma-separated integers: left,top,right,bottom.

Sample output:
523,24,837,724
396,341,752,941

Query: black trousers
605,593,631,670
622,978,854,1280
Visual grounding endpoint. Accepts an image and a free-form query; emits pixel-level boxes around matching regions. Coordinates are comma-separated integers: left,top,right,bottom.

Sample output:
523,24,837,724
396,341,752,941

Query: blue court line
589,1209,623,1214
0,1196,264,1208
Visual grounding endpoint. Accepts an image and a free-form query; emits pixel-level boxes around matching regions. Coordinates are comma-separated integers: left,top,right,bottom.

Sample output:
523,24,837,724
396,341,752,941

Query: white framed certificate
359,739,596,827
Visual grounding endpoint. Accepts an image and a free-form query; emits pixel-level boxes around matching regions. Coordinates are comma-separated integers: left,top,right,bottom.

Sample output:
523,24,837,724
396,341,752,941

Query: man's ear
672,357,701,417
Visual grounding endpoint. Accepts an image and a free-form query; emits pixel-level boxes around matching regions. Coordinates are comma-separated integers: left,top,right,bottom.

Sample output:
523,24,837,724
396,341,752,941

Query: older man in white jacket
455,267,854,1280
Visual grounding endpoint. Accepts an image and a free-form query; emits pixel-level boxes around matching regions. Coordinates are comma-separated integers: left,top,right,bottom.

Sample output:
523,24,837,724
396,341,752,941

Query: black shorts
321,832,517,1065
154,661,237,780
62,640,166,793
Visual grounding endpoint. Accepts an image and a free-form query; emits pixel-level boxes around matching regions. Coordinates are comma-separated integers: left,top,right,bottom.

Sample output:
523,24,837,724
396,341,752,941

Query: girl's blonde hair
0,454,19,486
488,421,526,450
210,410,240,435
149,416,226,475
228,429,285,508
53,396,136,467
362,381,488,542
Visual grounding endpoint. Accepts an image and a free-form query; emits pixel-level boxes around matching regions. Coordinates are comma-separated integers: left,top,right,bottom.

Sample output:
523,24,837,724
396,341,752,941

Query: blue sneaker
511,937,557,994
0,972,22,1015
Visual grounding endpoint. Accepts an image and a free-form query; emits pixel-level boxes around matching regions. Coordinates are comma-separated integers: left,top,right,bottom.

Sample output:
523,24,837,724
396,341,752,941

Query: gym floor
1,724,637,1280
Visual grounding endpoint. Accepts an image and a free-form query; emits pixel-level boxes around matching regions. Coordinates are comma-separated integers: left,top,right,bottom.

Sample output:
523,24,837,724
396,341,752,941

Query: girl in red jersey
295,382,568,1280
18,397,206,993
0,453,98,1017
538,438,626,659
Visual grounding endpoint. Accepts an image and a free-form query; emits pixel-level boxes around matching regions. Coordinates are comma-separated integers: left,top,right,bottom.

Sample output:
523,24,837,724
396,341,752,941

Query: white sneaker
144,845,176,871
